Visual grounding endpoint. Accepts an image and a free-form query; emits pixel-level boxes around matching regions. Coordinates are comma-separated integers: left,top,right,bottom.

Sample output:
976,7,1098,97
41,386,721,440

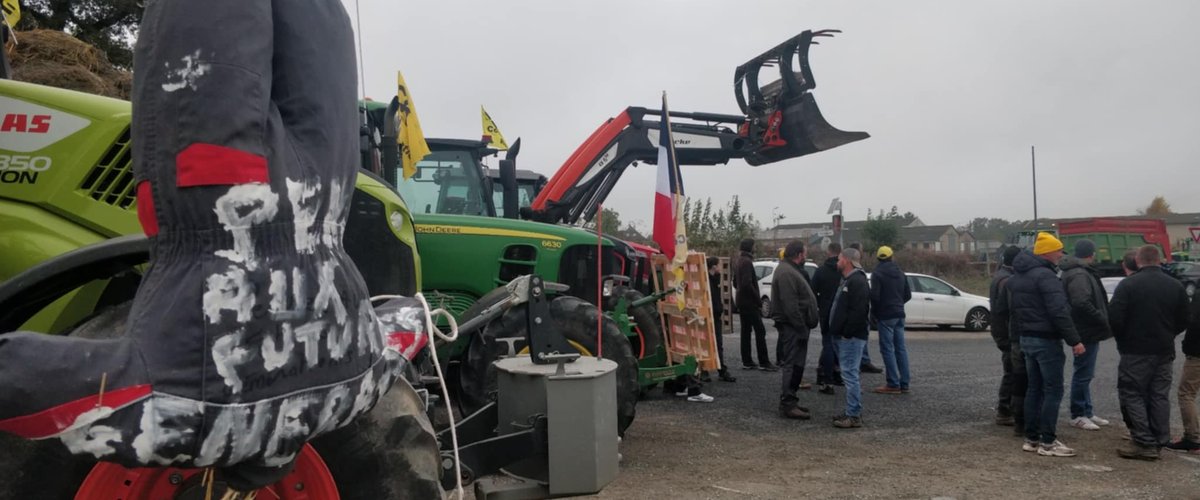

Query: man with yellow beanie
1007,232,1086,457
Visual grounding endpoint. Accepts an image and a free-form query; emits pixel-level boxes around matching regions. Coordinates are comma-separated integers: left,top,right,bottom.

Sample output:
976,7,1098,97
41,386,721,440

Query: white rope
373,293,463,499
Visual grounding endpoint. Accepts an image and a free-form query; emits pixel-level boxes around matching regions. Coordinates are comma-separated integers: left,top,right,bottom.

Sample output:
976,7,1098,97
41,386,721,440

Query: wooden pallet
651,253,720,372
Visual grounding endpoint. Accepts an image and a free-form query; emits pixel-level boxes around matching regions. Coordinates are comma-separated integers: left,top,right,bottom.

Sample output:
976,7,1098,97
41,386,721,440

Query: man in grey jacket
1061,239,1113,431
772,241,821,419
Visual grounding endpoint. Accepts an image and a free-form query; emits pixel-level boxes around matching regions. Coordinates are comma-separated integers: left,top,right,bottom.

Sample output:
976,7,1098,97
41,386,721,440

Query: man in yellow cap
1008,232,1085,457
870,246,912,395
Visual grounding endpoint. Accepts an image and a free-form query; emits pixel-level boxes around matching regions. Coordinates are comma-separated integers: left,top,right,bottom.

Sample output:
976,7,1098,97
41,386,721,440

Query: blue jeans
877,318,910,389
1070,341,1099,419
1022,336,1066,444
837,337,867,417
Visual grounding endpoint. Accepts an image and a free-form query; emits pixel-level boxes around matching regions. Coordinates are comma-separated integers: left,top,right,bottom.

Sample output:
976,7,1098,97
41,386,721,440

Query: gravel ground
586,322,1200,499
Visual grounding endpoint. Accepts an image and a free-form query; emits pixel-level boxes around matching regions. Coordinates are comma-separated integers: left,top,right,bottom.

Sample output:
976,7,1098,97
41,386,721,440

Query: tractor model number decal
0,96,92,153
0,155,51,184
540,240,562,249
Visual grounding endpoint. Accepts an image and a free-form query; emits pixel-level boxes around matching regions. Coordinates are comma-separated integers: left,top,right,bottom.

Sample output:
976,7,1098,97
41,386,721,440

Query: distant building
760,218,980,255
899,225,976,254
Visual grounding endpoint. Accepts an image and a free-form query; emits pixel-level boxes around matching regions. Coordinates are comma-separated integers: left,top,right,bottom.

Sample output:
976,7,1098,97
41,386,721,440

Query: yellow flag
2,0,19,28
672,194,689,310
481,106,509,150
396,71,431,180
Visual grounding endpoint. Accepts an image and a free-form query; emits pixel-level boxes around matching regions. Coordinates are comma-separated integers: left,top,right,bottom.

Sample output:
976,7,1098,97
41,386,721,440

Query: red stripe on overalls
0,384,153,439
176,143,268,187
136,181,159,236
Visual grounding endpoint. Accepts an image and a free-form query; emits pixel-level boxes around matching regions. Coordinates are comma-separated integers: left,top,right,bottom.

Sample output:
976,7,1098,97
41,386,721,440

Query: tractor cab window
394,150,489,216
491,181,535,218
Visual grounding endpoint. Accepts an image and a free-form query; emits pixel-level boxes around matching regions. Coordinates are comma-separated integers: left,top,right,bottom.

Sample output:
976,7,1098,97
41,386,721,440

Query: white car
747,259,819,317
1101,277,1124,300
895,273,991,331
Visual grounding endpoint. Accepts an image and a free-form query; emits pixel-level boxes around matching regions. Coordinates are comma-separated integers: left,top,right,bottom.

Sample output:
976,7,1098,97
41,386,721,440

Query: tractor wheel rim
519,339,594,357
74,443,338,500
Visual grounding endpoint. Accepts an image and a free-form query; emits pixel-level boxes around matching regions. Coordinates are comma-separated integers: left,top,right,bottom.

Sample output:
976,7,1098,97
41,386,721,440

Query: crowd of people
989,233,1198,459
711,238,909,428
682,233,1200,447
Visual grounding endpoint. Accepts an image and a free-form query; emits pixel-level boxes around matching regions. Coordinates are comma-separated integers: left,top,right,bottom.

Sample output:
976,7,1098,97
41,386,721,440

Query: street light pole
1031,145,1038,223
771,206,784,249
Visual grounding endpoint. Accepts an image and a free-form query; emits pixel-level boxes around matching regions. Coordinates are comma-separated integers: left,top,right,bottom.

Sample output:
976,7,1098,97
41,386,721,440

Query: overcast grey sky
341,0,1199,231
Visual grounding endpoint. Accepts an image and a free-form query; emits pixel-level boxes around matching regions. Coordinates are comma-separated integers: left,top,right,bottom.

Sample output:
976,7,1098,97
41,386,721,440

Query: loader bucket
735,30,869,165
743,92,869,166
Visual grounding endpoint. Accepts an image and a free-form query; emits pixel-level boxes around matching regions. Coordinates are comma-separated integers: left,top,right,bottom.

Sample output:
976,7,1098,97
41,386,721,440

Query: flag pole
596,203,604,359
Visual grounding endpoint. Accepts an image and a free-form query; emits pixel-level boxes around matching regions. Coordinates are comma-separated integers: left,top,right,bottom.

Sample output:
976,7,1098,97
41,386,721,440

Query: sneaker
1037,440,1077,457
1022,439,1039,452
1117,443,1160,461
674,390,689,397
832,415,863,428
687,393,715,403
861,363,883,374
719,371,738,383
1120,428,1131,441
758,363,779,372
1088,415,1111,426
1164,439,1200,453
1071,417,1101,431
780,405,811,419
798,383,812,390
873,386,903,395
995,414,1015,426
742,363,759,370
900,387,911,394
818,384,835,395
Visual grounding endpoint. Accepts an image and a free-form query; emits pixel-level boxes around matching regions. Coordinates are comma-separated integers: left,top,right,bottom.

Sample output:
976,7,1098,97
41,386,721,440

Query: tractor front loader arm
529,29,868,226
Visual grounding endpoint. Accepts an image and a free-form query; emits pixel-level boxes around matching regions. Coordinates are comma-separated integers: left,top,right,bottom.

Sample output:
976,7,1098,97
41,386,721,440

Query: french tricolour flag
652,93,688,262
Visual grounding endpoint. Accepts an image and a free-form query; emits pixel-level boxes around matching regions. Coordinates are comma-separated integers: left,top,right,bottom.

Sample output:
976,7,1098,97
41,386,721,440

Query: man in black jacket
1061,240,1113,431
829,248,871,428
870,246,912,395
734,238,776,371
772,242,820,419
1009,233,1085,457
989,246,1022,428
812,243,843,393
1110,245,1191,460
1166,283,1200,453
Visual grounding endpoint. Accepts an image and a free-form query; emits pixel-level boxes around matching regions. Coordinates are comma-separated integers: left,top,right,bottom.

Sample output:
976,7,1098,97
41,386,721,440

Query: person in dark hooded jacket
811,243,843,392
734,238,775,371
869,246,911,394
1008,233,1084,457
989,245,1022,429
1060,239,1113,431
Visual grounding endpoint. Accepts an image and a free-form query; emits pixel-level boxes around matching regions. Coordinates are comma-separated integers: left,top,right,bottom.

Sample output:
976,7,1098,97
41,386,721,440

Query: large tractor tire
604,287,664,360
0,302,443,500
458,293,640,436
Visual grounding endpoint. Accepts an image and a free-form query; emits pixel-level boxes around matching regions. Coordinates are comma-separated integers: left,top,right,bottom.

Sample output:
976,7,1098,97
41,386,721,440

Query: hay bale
7,29,131,99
